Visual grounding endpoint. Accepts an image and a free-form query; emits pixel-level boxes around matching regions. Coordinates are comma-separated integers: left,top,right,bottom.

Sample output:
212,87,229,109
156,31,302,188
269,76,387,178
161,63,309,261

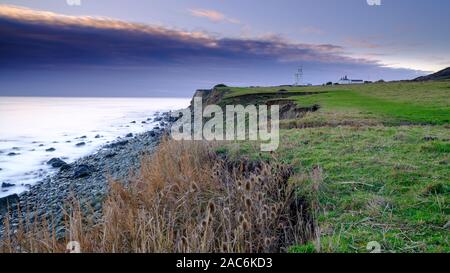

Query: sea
0,97,190,198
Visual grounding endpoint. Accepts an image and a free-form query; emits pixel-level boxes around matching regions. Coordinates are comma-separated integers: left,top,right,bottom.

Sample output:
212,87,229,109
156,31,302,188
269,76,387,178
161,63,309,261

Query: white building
339,75,364,85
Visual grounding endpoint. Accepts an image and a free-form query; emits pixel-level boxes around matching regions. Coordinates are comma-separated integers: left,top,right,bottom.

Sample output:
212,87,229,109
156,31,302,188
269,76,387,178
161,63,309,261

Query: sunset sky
1,0,449,97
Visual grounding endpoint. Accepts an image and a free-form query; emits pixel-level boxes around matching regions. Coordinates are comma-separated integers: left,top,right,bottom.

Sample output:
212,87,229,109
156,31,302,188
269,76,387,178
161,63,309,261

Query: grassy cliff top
219,80,450,125
216,80,449,253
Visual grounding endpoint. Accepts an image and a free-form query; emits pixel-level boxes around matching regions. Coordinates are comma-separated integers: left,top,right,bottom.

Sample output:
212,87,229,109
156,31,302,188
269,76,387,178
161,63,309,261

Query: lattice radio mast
294,66,303,86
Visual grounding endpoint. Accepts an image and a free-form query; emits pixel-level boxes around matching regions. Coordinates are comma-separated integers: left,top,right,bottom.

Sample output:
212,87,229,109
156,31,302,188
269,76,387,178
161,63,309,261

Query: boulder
59,164,72,171
126,133,133,138
0,194,19,211
105,152,117,158
106,140,129,148
47,158,68,168
46,148,56,152
76,142,86,147
60,164,72,171
1,182,14,188
73,165,92,179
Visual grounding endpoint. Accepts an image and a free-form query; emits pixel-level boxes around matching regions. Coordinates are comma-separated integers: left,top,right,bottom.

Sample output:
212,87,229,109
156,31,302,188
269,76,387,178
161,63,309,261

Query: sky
0,0,449,97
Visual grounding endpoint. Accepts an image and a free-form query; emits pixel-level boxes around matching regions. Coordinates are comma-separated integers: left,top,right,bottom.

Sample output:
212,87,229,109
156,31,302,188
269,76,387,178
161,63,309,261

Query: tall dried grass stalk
1,138,313,253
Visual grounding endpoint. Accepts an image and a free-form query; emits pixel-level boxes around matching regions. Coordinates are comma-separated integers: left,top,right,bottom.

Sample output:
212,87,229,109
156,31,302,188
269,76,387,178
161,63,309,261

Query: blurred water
0,97,190,198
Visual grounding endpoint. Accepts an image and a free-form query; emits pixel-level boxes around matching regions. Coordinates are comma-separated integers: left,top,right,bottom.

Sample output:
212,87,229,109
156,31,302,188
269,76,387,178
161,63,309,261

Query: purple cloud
0,5,380,68
0,5,426,97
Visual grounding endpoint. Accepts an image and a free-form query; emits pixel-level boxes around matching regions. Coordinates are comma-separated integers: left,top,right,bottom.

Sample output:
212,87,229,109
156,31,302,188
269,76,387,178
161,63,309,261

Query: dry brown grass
1,138,313,253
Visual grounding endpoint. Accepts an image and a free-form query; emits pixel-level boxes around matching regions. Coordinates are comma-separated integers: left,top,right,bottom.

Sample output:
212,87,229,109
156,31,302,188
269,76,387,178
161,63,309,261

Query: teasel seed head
257,192,263,201
245,180,251,191
270,211,277,220
262,169,269,177
201,219,208,229
278,222,286,230
264,237,272,247
261,211,267,221
222,243,228,253
238,213,245,224
242,219,250,231
181,236,188,248
245,197,252,209
208,200,216,214
271,205,277,213
208,214,213,224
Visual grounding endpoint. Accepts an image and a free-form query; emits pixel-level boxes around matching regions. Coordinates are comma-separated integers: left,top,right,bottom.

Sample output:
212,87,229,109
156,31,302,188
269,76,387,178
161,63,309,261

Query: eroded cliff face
190,87,227,108
190,87,321,121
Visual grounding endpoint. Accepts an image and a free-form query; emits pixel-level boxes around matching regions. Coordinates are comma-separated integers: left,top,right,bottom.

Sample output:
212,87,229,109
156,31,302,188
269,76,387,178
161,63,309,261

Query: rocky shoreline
0,111,176,236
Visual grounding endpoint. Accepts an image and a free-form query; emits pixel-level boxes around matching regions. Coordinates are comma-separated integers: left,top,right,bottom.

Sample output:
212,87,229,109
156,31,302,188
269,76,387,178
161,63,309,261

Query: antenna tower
294,66,303,86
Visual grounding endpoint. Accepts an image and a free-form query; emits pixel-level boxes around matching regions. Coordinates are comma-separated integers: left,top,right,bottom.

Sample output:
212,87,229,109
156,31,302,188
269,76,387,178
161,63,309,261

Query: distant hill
414,67,450,81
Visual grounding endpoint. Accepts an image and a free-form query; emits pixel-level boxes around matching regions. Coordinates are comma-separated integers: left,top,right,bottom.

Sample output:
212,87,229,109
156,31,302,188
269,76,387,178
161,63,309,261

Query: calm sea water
0,97,190,198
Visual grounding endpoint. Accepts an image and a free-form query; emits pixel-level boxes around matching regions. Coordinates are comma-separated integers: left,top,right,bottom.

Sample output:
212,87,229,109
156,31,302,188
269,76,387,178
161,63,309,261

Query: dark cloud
0,5,376,69
0,5,424,97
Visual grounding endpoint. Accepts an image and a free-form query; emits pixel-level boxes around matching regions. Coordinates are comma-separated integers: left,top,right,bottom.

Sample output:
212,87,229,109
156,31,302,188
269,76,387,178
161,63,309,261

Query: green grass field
220,80,450,125
217,80,450,253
